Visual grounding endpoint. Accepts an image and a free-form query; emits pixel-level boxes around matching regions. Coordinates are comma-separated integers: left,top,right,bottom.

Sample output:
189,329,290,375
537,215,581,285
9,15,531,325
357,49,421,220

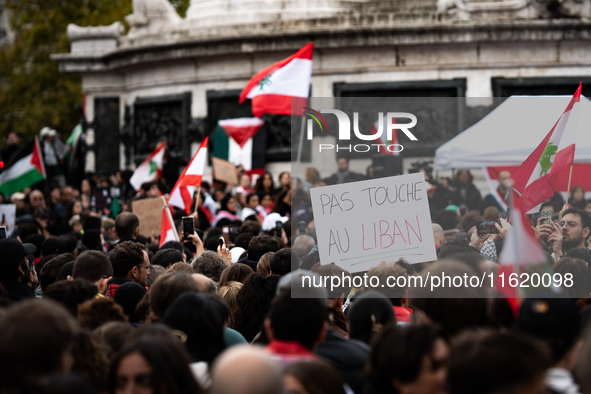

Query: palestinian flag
129,141,167,192
211,118,266,176
0,138,45,196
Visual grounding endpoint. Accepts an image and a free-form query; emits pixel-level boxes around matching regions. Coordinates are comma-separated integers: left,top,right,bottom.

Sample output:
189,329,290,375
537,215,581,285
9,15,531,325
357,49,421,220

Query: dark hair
83,216,102,232
160,241,184,253
108,335,203,394
218,263,254,287
56,261,75,282
41,236,59,257
93,321,134,359
44,279,98,316
36,253,57,277
18,222,41,243
254,171,275,194
566,247,591,265
433,210,459,231
73,250,113,283
81,228,102,251
283,360,346,394
114,212,139,240
191,251,226,282
234,233,255,249
267,288,326,350
78,297,126,330
563,208,591,240
24,234,45,258
460,210,481,232
163,293,227,365
149,271,200,320
448,331,550,394
437,239,473,259
109,241,145,279
57,234,78,254
246,193,258,205
240,220,261,236
233,273,280,342
39,253,76,292
153,248,184,268
348,291,396,344
368,325,443,394
247,235,280,262
269,248,295,276
0,299,77,390
553,257,588,298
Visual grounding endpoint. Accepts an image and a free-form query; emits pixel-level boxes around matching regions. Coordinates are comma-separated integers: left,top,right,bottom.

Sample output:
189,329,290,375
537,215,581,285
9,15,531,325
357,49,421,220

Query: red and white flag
159,205,179,248
370,115,399,156
239,43,313,117
496,191,549,313
168,138,208,214
512,83,582,213
129,141,167,192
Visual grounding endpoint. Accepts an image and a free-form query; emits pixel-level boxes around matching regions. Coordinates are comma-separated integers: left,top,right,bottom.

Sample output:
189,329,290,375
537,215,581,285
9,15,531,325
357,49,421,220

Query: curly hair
109,241,145,279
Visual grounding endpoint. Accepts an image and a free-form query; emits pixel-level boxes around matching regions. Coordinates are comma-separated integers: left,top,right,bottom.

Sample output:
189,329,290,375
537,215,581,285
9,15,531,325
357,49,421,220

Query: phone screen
476,220,500,235
0,227,7,239
182,216,194,240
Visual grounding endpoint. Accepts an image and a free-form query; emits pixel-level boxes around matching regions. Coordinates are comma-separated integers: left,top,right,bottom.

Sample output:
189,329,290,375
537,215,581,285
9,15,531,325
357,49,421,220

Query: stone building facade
51,0,591,180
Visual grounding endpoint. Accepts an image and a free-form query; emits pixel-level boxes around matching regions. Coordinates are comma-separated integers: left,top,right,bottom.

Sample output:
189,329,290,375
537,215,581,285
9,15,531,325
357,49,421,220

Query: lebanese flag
212,118,266,175
370,115,399,156
0,138,45,196
238,43,313,117
130,141,167,192
168,138,208,214
496,191,549,315
512,83,582,213
159,205,179,248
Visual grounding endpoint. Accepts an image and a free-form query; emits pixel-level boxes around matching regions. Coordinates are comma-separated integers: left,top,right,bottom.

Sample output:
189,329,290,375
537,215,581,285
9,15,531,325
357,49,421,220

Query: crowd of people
2,156,591,394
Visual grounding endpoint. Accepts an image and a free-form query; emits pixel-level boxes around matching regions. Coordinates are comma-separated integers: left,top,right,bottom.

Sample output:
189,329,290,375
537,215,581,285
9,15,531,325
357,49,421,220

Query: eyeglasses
136,264,153,271
558,220,581,228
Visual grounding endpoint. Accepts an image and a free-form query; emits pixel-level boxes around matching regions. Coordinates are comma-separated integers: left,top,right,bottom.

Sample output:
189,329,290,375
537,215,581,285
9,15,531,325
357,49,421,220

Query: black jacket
1,281,35,302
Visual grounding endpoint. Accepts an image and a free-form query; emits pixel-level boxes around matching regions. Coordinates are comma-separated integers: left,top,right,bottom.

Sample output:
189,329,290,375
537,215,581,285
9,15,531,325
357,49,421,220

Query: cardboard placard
310,173,437,273
132,197,166,237
212,157,238,185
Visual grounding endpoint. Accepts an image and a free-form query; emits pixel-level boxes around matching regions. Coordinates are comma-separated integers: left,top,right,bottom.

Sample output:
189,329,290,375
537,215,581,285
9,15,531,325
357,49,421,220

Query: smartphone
540,209,554,225
298,221,307,234
219,237,226,249
459,205,467,217
182,216,195,240
275,221,283,237
0,226,6,239
476,220,500,235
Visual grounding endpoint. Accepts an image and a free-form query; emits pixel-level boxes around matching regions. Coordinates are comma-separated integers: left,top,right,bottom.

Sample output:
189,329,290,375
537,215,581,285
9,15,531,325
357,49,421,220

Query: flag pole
565,164,574,205
193,186,201,215
293,89,309,191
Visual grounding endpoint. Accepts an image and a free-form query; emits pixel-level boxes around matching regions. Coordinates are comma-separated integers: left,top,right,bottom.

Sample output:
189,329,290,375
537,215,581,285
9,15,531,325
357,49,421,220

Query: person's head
432,223,444,247
234,233,255,249
483,206,501,221
43,278,98,316
247,235,280,262
239,173,252,189
516,296,582,366
0,238,36,282
292,235,316,260
448,331,550,394
141,181,161,197
234,273,280,342
24,233,45,258
218,263,253,287
337,157,349,172
218,281,243,327
114,212,140,240
152,248,184,269
57,234,78,255
29,190,45,209
163,292,227,365
246,193,259,209
73,250,113,295
220,195,238,214
269,248,295,276
257,252,274,276
39,253,76,292
552,257,588,297
265,288,327,351
368,324,449,394
166,262,193,275
211,345,282,394
149,271,200,320
109,334,202,394
437,239,473,259
571,185,585,201
283,360,346,394
191,273,217,294
460,210,481,232
366,263,409,305
497,171,511,194
0,299,77,389
433,210,459,231
456,170,472,184
113,281,148,323
348,291,396,344
260,193,273,209
256,172,275,192
109,241,150,284
78,297,126,330
560,208,591,251
81,228,102,251
191,251,227,282
240,220,261,236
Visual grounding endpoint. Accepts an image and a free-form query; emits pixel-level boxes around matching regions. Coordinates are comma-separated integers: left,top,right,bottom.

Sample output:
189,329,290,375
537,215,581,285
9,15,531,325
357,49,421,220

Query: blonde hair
218,281,243,328
257,252,274,276
166,262,193,275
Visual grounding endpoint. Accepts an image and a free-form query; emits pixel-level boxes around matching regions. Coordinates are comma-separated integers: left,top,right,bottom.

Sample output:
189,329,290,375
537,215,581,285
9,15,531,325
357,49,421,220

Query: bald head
211,346,282,394
191,273,216,294
432,223,444,247
115,212,139,240
292,235,316,260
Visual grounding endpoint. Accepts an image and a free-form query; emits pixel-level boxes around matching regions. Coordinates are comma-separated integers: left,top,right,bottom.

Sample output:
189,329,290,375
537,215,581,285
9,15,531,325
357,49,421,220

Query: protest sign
212,157,238,185
0,204,16,235
310,172,437,273
132,197,166,237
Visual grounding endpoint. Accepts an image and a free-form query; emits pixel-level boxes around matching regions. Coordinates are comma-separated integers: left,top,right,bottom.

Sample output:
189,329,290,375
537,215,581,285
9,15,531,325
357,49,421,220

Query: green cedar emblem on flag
539,142,558,177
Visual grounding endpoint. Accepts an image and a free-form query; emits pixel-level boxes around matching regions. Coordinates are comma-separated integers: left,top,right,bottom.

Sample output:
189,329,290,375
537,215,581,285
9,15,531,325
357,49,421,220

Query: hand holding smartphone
182,216,195,241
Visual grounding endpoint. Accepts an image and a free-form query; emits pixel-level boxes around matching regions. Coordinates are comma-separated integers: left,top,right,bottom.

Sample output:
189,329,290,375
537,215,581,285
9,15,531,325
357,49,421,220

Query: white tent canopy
435,96,591,170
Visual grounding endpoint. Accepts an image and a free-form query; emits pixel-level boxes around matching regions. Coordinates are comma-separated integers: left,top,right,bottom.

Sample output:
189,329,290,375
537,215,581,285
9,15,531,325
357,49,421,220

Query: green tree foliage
0,0,189,143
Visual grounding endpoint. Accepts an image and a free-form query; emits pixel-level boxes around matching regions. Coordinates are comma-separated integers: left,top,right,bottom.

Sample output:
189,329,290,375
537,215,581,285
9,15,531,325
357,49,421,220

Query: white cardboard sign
0,204,16,235
310,173,437,273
